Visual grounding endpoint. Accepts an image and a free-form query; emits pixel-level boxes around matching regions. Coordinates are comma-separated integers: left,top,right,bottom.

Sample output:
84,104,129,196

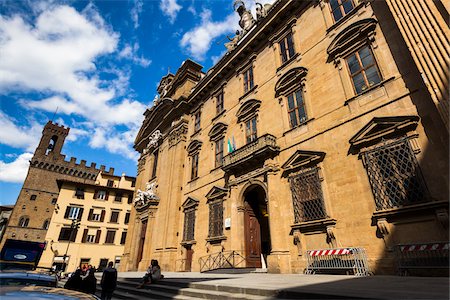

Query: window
194,110,201,132
183,209,196,242
208,200,223,238
191,153,199,180
124,212,130,224
75,187,85,199
105,230,116,244
51,198,57,205
18,217,29,227
107,180,114,187
30,195,37,201
346,46,381,94
131,180,136,187
243,66,254,93
64,206,83,220
330,0,355,22
120,231,127,245
287,89,307,128
110,211,119,223
127,194,133,204
94,190,108,200
88,209,105,222
58,227,77,242
215,138,224,168
152,150,159,178
42,219,50,230
245,117,257,144
216,90,224,115
86,234,95,243
114,193,123,202
289,167,327,223
279,32,296,64
362,138,427,211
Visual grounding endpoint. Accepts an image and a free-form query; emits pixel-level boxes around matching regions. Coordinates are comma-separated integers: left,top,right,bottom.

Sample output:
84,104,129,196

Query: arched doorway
243,184,271,268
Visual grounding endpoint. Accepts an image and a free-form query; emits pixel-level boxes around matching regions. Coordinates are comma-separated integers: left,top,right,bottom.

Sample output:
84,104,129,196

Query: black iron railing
198,250,246,273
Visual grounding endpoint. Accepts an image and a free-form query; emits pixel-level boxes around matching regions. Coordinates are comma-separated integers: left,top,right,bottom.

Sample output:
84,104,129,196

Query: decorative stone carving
376,218,389,237
134,181,159,208
293,230,302,256
435,209,449,229
326,225,337,247
225,30,243,52
234,0,255,33
169,124,188,147
255,2,272,20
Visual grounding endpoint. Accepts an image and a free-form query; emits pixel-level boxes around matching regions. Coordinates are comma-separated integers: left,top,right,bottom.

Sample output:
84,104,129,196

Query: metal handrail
198,250,246,273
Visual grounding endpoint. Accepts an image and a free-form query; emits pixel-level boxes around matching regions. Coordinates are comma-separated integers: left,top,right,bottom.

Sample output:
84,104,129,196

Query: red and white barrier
400,242,450,252
308,248,352,256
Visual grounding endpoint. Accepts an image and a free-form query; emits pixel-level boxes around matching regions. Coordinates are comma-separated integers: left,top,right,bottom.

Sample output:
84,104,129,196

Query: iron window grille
289,166,327,223
208,200,223,238
183,208,196,242
362,137,428,211
279,32,296,64
287,89,307,128
329,0,355,22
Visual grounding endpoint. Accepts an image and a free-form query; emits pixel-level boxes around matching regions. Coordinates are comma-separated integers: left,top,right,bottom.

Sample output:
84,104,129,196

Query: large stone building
39,172,134,272
0,121,127,250
121,0,448,275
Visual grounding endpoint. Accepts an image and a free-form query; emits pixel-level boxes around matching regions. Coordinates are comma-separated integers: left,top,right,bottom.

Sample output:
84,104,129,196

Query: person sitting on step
136,259,163,289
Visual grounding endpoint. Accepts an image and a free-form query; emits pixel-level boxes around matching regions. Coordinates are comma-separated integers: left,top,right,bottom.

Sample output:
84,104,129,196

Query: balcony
222,134,280,173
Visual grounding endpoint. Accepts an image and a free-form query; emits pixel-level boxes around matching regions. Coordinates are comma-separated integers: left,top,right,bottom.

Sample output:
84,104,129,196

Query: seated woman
137,259,163,289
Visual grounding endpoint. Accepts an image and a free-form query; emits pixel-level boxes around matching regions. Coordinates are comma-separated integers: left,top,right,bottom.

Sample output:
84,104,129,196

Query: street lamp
62,219,80,272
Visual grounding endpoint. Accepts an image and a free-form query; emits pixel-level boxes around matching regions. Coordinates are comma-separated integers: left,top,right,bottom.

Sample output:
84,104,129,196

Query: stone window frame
187,140,202,181
181,197,199,245
327,18,387,99
328,0,356,23
18,216,30,227
104,229,116,244
205,186,228,243
209,123,228,169
237,54,258,101
269,18,300,72
236,99,261,146
319,0,366,32
42,219,50,230
151,149,159,179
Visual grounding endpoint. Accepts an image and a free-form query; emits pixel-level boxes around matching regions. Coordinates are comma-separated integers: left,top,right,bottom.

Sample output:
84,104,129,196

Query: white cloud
0,111,41,151
118,42,151,67
180,9,239,61
130,0,143,29
0,152,33,183
89,126,139,161
160,0,182,24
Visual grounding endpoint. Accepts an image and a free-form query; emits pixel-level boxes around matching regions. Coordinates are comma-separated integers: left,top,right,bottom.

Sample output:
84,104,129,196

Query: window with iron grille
288,166,327,223
245,116,257,144
243,66,254,93
279,32,296,64
329,0,355,22
362,138,428,211
215,138,224,168
208,200,223,238
346,46,382,94
216,90,224,115
183,209,196,242
287,89,307,128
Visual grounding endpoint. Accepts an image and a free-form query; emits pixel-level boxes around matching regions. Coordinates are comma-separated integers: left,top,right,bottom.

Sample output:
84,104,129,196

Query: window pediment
282,150,326,174
327,18,378,61
182,197,199,211
187,140,202,154
236,99,261,122
208,123,228,141
206,186,228,202
349,116,419,150
275,67,308,97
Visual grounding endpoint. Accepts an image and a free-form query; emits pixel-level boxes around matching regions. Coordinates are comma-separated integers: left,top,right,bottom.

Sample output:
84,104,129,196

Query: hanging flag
227,138,234,153
232,136,236,151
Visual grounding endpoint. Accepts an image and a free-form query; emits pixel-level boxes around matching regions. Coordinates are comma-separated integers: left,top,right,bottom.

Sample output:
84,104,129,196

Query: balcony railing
198,250,246,272
222,134,280,173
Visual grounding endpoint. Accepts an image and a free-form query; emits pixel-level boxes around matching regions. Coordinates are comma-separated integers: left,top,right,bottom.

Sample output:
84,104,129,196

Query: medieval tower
1,121,116,249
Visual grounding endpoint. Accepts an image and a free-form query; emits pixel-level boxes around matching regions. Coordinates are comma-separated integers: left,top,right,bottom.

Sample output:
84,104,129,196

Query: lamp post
62,219,80,272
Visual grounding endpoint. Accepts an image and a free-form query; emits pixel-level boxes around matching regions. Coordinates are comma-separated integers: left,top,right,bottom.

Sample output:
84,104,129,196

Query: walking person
136,259,163,289
100,261,117,300
81,268,97,295
64,268,82,291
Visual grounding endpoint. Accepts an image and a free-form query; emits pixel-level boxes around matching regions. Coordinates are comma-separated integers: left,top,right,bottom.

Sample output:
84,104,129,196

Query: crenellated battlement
43,121,70,136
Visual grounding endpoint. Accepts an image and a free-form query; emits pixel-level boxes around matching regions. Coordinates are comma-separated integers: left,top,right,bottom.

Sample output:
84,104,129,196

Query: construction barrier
305,247,370,276
396,242,449,276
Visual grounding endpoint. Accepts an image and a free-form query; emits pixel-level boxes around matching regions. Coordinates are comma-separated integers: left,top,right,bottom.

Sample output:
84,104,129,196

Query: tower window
18,216,30,227
46,135,58,155
30,195,37,201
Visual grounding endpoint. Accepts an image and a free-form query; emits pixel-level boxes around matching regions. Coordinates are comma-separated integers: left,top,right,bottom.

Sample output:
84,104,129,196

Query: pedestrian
81,268,97,295
136,259,163,289
64,268,82,291
100,261,117,300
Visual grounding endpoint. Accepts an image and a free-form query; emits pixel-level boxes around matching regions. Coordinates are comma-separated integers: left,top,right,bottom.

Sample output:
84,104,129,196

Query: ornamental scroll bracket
143,130,163,154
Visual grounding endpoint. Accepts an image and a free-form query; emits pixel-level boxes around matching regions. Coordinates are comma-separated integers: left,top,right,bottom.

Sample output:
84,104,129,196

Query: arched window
42,219,51,230
18,216,29,227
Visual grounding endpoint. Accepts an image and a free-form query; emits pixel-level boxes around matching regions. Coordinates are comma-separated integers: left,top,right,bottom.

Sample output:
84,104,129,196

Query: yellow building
39,172,135,272
121,0,448,275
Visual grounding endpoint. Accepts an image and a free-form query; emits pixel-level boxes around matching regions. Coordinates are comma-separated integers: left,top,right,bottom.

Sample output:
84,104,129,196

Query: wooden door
136,219,147,268
185,247,193,272
244,202,262,268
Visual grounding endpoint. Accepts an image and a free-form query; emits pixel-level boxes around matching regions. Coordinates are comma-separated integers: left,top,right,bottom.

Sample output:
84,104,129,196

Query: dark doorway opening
136,219,148,269
184,246,193,272
243,185,271,268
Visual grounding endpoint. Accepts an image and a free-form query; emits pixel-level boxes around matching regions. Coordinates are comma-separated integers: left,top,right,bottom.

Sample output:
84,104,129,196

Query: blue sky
0,0,274,205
